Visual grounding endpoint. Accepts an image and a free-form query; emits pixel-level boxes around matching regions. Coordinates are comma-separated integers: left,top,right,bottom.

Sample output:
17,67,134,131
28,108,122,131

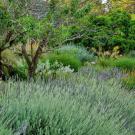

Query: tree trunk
22,38,48,79
28,38,48,79
28,64,36,79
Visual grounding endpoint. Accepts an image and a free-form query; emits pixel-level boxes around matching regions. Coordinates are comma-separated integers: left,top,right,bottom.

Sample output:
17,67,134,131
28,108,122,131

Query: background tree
105,0,135,13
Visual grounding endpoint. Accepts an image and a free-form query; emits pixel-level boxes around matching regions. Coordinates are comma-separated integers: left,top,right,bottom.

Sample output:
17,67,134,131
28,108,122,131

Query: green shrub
55,44,95,63
98,57,135,71
122,76,135,90
41,53,82,71
12,60,28,79
0,69,135,134
93,15,111,26
113,57,135,71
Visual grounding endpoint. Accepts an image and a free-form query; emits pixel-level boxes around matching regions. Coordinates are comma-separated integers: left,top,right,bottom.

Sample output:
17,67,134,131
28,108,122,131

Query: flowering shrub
0,69,135,134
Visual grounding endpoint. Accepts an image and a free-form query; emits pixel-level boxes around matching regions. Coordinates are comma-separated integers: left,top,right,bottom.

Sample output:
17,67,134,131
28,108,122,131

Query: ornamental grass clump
0,68,135,135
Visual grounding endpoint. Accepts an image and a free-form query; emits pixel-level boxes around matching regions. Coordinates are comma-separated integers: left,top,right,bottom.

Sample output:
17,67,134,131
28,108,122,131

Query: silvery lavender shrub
98,67,128,80
0,69,135,135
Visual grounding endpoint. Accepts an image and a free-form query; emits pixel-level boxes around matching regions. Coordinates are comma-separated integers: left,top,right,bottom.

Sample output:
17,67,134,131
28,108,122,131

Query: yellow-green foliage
122,71,135,90
122,76,135,90
1,49,18,66
92,46,120,58
98,57,115,68
131,14,135,20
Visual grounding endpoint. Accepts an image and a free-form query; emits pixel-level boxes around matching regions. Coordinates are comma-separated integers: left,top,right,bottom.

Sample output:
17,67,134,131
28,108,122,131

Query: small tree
19,2,75,78
19,16,50,78
0,0,37,79
18,0,81,78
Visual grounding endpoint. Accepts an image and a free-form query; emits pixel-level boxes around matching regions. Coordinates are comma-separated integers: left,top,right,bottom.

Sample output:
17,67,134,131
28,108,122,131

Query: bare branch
32,38,48,65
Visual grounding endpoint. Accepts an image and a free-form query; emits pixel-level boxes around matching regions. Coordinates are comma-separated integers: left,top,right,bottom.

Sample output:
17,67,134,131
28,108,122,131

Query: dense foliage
0,0,134,79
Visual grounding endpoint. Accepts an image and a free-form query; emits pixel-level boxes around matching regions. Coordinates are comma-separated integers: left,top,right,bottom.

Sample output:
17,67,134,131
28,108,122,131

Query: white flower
91,61,96,65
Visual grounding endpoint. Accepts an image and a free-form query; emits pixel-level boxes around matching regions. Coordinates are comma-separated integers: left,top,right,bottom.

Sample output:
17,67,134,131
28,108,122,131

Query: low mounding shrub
41,53,82,71
98,57,135,71
113,57,135,71
55,45,95,63
0,68,135,135
39,45,94,73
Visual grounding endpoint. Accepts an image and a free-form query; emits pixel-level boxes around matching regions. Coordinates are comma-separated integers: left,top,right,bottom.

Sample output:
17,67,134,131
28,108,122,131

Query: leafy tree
19,16,50,78
18,0,78,78
69,9,135,53
0,0,36,79
106,0,135,13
